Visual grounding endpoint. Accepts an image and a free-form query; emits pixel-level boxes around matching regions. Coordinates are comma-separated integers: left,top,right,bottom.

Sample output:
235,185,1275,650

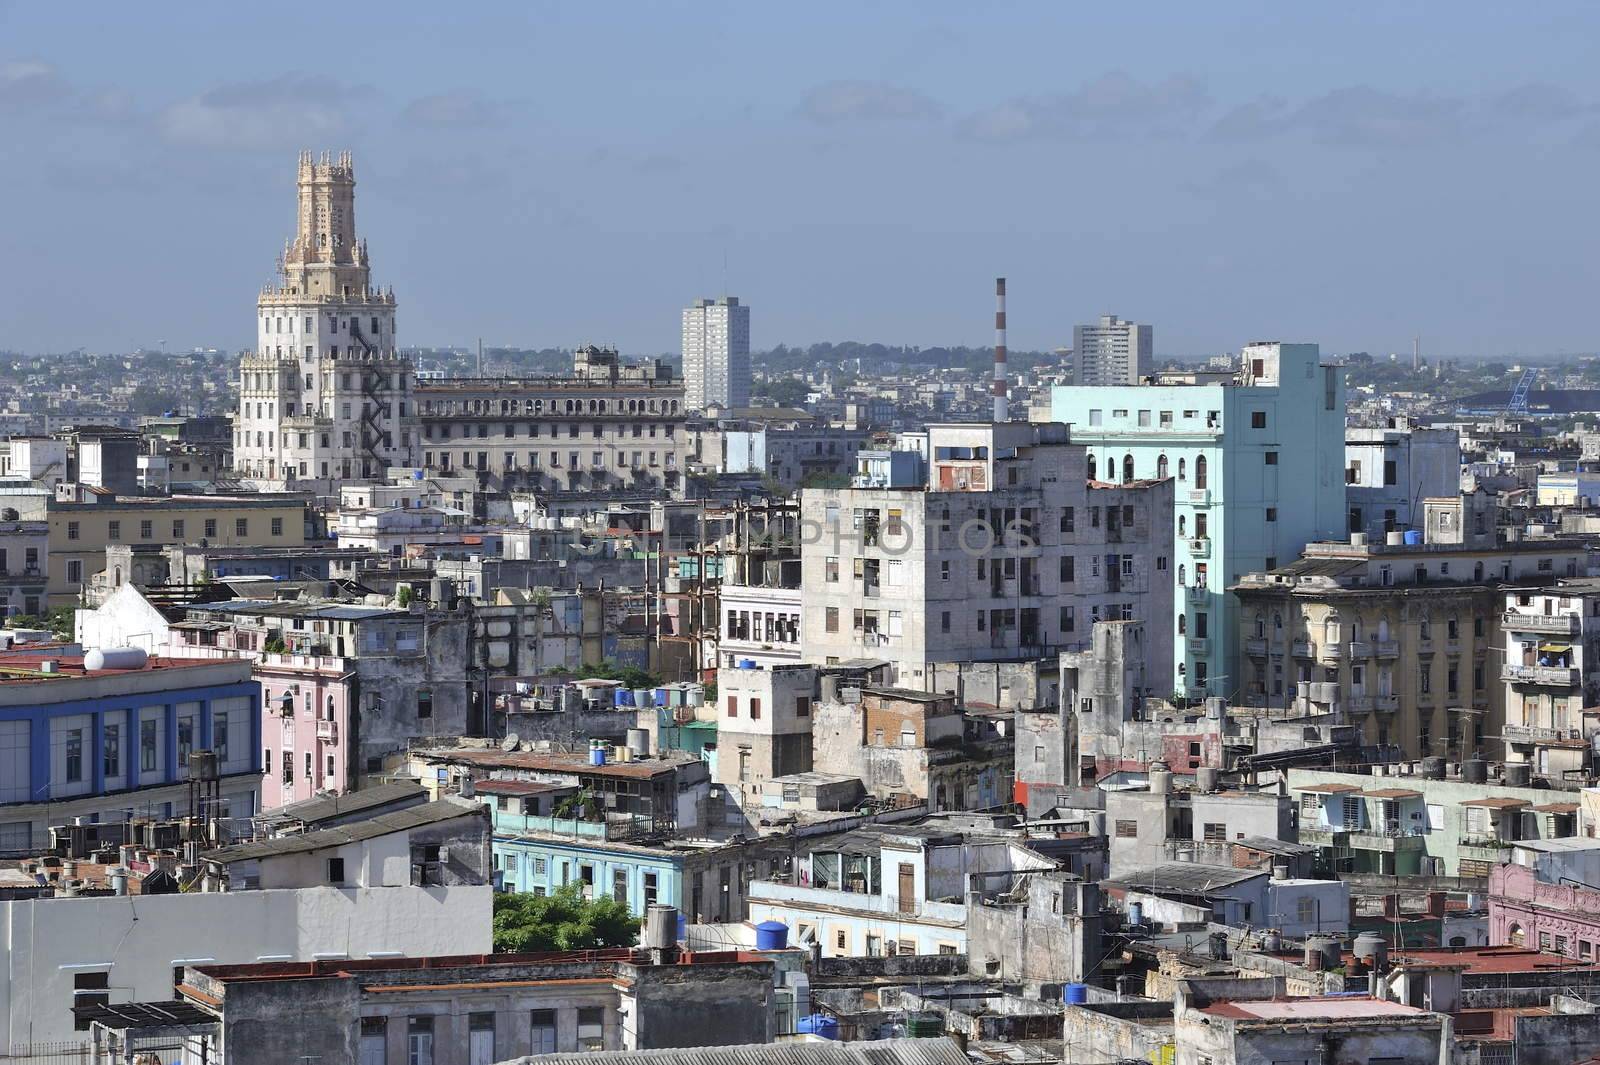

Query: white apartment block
235,152,416,489
799,423,1174,693
682,296,751,411
1073,315,1153,387
1502,579,1600,781
416,346,691,496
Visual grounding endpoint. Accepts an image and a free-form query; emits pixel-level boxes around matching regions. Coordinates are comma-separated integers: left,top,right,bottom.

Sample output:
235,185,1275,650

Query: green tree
492,884,640,953
578,660,658,691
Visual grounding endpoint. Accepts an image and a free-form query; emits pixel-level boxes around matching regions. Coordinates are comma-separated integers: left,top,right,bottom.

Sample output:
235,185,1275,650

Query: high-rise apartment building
1052,342,1347,697
235,152,416,488
682,296,750,411
1073,315,1153,387
800,423,1174,694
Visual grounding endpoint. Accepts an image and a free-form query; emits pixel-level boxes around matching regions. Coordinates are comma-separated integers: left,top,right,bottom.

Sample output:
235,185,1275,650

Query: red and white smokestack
993,276,1009,423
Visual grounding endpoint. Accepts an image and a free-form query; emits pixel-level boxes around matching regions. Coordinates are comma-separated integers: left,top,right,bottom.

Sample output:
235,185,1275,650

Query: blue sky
3,2,1600,359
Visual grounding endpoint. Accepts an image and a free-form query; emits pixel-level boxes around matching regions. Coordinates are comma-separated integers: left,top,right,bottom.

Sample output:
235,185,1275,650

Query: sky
3,2,1600,360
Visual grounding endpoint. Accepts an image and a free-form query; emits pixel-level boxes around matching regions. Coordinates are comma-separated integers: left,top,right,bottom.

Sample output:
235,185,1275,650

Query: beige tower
235,151,416,487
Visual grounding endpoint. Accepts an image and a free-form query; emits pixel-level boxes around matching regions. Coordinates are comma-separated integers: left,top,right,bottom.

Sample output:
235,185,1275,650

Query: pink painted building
1489,862,1600,959
256,654,355,809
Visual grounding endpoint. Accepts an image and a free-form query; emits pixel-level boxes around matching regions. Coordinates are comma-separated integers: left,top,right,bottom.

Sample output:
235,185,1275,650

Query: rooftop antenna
477,337,483,378
993,277,1009,423
1413,335,1420,373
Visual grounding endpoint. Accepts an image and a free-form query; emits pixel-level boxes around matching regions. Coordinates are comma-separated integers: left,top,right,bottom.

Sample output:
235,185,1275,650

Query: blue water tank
654,687,669,706
1063,983,1089,1005
413,469,424,480
677,912,688,941
614,689,634,707
1403,529,1423,545
797,1014,839,1039
1127,902,1143,927
754,920,789,951
738,659,758,669
590,746,607,767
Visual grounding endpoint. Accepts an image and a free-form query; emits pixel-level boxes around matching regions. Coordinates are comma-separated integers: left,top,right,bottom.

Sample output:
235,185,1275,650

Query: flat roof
498,1038,970,1065
1202,996,1429,1022
1109,863,1263,895
422,748,694,781
261,781,427,826
1460,797,1530,809
205,799,480,864
0,654,243,684
474,780,570,797
1363,788,1423,799
1295,782,1363,794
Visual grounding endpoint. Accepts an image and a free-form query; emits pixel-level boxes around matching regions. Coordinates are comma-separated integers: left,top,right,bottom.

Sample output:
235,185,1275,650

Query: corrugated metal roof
260,781,427,826
502,1037,969,1065
1107,862,1263,896
204,799,480,863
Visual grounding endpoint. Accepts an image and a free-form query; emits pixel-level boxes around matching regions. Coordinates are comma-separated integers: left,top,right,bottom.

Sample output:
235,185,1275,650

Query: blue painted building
0,653,261,854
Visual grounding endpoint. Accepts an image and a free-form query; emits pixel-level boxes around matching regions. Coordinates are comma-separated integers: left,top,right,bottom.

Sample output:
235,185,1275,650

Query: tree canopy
492,884,640,953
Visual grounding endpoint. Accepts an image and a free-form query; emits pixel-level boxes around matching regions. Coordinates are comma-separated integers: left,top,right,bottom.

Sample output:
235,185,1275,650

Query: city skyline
5,4,1600,360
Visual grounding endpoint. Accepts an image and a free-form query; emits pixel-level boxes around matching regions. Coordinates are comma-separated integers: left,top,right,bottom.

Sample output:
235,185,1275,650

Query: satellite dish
501,733,521,752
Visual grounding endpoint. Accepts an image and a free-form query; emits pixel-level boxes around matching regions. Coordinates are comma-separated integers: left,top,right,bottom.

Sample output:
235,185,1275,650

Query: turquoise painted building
1052,342,1346,697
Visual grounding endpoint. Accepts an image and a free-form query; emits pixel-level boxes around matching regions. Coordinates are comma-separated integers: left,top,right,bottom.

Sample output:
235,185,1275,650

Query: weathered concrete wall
220,975,360,1065
965,874,1103,985
624,960,774,1049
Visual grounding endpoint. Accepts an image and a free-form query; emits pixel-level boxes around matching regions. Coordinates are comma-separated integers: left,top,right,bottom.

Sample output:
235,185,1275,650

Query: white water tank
84,647,149,671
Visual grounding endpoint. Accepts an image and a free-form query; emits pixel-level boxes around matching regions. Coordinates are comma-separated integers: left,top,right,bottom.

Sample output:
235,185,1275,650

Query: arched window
1274,612,1283,630
1123,454,1135,483
1178,564,1186,586
1324,614,1341,646
1378,618,1390,641
1508,924,1525,947
1087,455,1097,481
1254,613,1266,638
1178,515,1187,537
1195,455,1208,490
1178,457,1187,481
1157,454,1169,479
1178,614,1187,636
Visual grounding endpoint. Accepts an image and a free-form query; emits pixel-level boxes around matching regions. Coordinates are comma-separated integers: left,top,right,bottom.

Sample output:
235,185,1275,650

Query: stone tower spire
283,149,366,299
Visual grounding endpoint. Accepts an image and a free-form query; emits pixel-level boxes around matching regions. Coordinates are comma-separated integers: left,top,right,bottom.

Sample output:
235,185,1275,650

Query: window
613,868,628,903
235,518,248,537
825,607,839,633
727,695,738,718
173,519,185,538
750,697,762,720
107,520,121,541
1115,820,1138,838
328,857,346,883
644,872,659,906
1264,451,1278,465
578,1007,605,1052
140,718,157,773
941,611,951,633
67,520,79,541
139,519,153,539
360,1017,388,1065
417,690,433,719
103,723,120,777
271,517,284,536
1194,455,1207,489
1251,410,1266,428
64,729,83,782
204,518,217,538
1266,507,1277,522
73,971,110,1030
407,1016,434,1065
1203,822,1226,842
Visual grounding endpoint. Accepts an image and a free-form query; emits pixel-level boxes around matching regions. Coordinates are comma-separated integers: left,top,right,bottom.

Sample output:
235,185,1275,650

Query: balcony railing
1502,612,1580,636
1244,637,1268,657
1187,637,1210,656
1348,640,1372,659
1320,643,1344,662
1188,538,1211,557
316,719,338,742
1375,694,1400,712
1374,640,1400,658
1291,638,1313,658
1502,723,1582,743
1502,664,1580,687
1346,695,1373,713
1188,489,1211,506
1186,585,1209,606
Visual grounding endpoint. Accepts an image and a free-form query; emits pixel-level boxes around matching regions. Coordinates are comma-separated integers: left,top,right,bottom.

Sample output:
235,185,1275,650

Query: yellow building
45,492,309,605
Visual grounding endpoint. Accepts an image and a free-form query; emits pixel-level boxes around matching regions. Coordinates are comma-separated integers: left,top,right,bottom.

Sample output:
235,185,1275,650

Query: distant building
1073,314,1152,386
235,152,416,488
1054,342,1348,697
683,297,751,411
1345,422,1460,537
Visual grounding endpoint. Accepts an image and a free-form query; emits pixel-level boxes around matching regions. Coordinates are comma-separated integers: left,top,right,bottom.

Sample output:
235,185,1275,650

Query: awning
1540,643,1572,654
1460,797,1530,809
1296,782,1362,794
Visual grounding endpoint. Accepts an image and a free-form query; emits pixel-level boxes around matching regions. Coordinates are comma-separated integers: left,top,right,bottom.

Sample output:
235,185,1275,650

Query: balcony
1348,640,1372,659
1299,826,1350,847
1349,826,1428,853
1187,637,1210,656
1186,585,1209,606
316,719,339,743
1346,695,1373,713
1188,489,1211,506
1502,723,1582,745
1319,643,1345,663
1244,636,1268,657
1188,538,1211,557
1291,638,1314,658
1458,838,1511,862
1502,612,1580,636
1502,664,1580,687
1374,640,1400,658
1375,694,1400,713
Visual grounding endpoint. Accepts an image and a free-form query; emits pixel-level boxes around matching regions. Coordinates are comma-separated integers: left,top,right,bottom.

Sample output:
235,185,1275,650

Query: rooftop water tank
83,647,148,672
1404,529,1424,546
755,921,789,951
1063,983,1089,1005
797,1015,839,1040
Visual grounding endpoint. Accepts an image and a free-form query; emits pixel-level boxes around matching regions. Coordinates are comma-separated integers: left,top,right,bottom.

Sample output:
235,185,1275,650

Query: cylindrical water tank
1262,930,1282,952
687,685,705,707
1063,983,1089,1005
1127,902,1143,927
590,745,607,767
1320,936,1343,970
1148,760,1172,794
755,920,789,951
1461,759,1489,784
1404,529,1423,545
642,904,678,949
1504,762,1532,787
633,689,652,710
627,728,651,759
905,1014,942,1038
1386,531,1406,546
84,647,148,672
653,687,669,707
1196,766,1220,794
614,689,635,707
1353,931,1388,971
739,659,757,669
1421,757,1447,780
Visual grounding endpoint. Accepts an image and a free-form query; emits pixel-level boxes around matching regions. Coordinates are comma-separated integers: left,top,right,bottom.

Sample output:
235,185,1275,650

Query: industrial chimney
993,277,1009,423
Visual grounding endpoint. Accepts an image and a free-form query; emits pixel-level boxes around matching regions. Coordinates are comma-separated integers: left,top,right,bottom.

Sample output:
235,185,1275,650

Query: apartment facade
1344,422,1460,538
0,653,260,853
1073,314,1152,387
1234,495,1588,761
799,422,1174,693
235,152,416,487
416,346,690,495
1053,342,1348,697
1501,578,1600,781
682,296,751,411
0,520,48,620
